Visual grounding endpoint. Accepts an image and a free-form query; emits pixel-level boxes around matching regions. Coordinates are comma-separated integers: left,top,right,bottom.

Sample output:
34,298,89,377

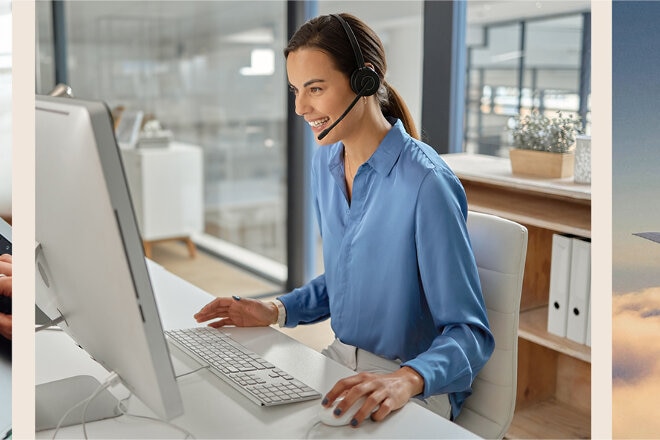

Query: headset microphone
317,14,381,141
317,83,369,141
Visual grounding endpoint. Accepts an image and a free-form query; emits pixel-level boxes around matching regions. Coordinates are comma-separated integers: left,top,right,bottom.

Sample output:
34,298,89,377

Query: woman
194,13,494,427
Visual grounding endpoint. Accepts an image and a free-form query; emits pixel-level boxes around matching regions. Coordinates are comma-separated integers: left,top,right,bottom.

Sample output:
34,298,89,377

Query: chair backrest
455,211,528,439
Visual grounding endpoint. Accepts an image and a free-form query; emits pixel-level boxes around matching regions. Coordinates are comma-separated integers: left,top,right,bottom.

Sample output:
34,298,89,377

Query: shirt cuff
272,299,287,327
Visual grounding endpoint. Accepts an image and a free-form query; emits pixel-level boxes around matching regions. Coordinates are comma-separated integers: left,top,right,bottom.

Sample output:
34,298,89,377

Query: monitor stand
36,375,121,432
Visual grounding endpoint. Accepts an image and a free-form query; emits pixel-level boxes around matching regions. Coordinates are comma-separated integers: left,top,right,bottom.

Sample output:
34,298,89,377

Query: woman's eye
310,87,322,94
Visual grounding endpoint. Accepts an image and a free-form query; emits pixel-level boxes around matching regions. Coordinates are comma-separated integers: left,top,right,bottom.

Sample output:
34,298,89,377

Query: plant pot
509,148,575,179
573,135,591,184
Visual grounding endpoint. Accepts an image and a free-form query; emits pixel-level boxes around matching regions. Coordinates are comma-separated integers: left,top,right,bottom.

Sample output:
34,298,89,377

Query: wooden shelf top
441,153,591,202
519,306,591,363
441,153,591,236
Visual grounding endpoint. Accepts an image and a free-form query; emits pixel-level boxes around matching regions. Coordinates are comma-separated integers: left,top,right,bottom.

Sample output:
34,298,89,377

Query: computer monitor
35,95,183,421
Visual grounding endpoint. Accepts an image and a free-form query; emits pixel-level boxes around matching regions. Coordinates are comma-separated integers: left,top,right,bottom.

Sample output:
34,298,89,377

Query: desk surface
36,261,478,439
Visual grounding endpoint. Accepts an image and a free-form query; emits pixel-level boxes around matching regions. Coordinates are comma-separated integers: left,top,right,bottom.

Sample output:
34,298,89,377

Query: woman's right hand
194,296,278,328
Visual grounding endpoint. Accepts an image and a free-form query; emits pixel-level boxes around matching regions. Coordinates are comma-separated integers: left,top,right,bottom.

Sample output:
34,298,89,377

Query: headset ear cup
351,66,380,96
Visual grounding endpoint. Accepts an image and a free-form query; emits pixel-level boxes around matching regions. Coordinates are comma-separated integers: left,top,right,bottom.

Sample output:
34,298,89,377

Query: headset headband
331,14,365,70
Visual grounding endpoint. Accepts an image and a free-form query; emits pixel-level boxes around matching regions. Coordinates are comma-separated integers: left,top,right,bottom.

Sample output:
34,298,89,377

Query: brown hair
284,13,419,140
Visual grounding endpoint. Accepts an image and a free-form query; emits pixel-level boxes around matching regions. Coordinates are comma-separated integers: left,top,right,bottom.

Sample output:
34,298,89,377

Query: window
36,1,289,269
465,12,590,157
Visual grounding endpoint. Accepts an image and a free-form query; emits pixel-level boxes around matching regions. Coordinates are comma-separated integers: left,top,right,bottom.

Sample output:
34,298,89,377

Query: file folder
585,296,591,347
547,234,573,337
566,238,591,344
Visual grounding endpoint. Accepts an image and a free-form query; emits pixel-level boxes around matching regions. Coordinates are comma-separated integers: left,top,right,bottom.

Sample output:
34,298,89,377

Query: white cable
34,316,66,332
51,372,119,439
117,394,195,439
175,365,210,379
305,420,324,439
81,373,121,439
52,365,206,439
35,325,63,332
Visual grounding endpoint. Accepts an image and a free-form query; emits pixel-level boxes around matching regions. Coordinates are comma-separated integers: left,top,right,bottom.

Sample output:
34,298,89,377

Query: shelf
441,153,591,202
439,153,591,439
507,398,590,439
442,153,591,237
518,306,591,363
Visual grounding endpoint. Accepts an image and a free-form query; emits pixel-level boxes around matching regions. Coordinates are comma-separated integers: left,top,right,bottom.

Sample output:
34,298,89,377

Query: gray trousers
321,338,452,420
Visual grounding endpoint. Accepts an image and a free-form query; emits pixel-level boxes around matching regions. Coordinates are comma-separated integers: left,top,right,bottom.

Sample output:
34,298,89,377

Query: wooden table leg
143,236,196,259
184,237,197,258
143,240,152,259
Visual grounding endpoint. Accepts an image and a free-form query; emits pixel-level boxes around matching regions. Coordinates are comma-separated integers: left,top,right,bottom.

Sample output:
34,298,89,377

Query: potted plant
508,110,583,178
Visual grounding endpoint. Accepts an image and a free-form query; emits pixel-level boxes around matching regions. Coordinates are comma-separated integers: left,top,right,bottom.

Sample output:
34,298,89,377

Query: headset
317,14,381,140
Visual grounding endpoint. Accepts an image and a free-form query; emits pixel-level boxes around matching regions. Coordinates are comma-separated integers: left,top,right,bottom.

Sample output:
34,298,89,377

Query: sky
612,1,660,437
611,1,660,293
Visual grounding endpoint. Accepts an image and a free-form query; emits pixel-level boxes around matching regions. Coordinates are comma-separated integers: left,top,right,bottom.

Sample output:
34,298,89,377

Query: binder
547,234,573,337
585,296,591,347
566,238,591,344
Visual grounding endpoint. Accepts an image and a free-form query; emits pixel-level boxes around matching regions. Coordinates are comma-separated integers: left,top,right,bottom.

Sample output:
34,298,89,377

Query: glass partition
524,15,584,122
466,23,522,156
36,1,289,267
465,13,590,157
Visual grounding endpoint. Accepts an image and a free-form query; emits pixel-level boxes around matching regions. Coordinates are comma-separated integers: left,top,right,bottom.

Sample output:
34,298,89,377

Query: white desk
36,261,479,439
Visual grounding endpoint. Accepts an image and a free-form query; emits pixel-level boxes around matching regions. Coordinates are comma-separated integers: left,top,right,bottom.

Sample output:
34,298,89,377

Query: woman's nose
294,94,309,116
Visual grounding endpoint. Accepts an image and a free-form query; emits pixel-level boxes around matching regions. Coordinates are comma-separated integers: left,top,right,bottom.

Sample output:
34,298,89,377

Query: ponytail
379,82,419,140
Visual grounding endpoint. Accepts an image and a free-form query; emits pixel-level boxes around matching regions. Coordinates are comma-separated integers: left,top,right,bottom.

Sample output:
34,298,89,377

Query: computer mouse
318,396,377,427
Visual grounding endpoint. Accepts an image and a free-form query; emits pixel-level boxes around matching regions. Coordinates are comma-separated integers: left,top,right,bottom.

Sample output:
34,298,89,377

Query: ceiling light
225,27,274,44
240,49,274,76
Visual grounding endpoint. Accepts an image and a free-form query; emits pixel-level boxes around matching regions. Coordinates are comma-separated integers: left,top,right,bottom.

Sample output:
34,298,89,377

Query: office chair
454,211,528,439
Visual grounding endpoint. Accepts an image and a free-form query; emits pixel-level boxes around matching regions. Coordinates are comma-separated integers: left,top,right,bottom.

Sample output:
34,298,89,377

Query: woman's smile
307,116,331,132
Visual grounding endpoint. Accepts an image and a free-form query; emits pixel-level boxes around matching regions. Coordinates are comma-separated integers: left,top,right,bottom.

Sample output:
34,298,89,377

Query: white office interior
5,0,596,438
33,0,591,274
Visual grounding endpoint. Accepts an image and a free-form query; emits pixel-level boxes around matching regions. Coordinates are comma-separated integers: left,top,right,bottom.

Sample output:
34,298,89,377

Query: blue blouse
278,119,494,418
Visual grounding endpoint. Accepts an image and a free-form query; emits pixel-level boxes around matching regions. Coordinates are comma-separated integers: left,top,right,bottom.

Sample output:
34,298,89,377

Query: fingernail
334,408,342,416
350,419,358,427
321,398,328,406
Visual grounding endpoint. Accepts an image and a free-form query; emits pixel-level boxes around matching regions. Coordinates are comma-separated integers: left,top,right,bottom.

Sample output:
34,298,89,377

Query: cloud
612,343,656,385
613,286,660,437
613,287,660,318
641,308,660,318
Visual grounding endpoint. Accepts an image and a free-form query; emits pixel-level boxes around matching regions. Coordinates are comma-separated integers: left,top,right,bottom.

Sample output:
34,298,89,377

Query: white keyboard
165,327,321,406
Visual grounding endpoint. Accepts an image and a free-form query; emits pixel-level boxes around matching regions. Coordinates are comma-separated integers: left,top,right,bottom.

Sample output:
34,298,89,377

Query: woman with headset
194,13,494,427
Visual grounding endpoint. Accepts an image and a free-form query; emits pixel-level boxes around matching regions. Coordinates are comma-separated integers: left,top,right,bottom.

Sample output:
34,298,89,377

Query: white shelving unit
121,142,203,258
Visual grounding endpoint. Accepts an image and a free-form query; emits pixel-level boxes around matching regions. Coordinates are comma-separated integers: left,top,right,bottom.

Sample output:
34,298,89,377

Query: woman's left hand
321,366,424,427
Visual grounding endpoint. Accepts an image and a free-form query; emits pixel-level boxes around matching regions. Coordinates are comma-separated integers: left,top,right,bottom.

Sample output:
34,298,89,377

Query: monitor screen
35,95,183,421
